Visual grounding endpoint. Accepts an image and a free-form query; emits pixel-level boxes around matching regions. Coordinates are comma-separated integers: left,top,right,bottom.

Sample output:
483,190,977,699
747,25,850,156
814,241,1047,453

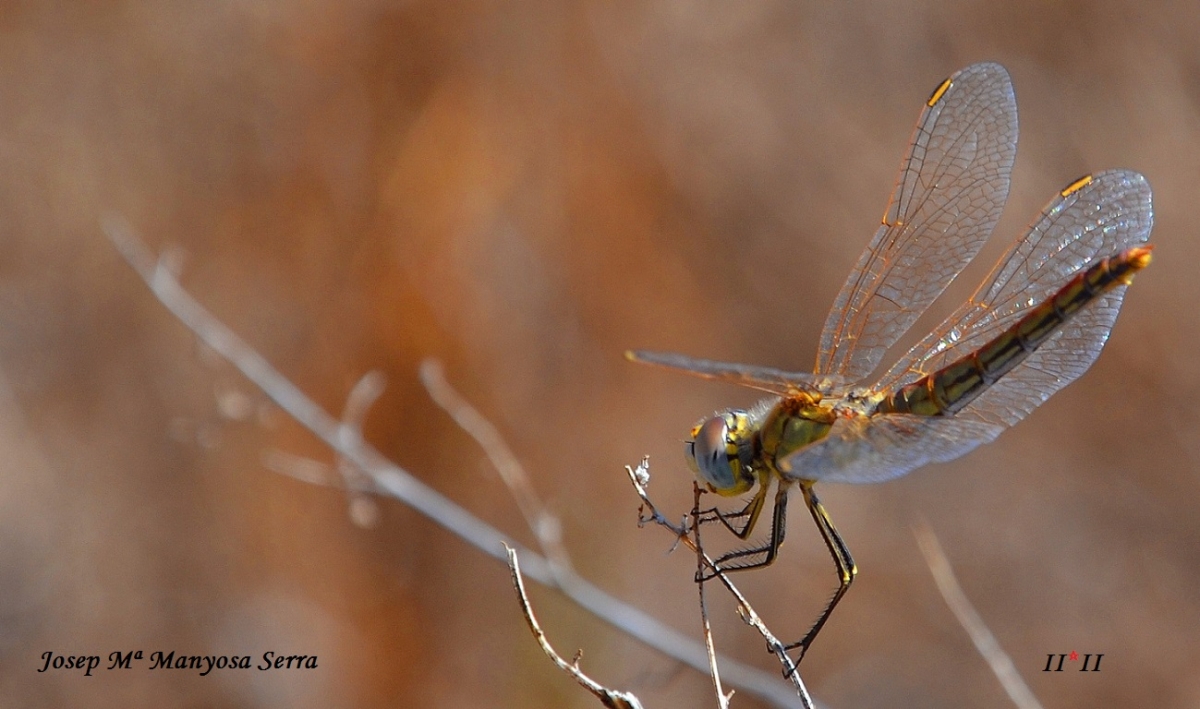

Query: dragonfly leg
697,480,791,582
696,480,769,539
783,482,856,665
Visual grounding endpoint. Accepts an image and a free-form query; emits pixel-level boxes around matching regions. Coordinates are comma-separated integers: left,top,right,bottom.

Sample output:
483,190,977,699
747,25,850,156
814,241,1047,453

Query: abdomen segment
877,246,1153,417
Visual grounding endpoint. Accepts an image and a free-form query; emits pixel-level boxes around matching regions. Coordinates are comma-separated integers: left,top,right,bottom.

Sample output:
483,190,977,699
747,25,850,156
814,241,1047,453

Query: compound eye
689,416,737,492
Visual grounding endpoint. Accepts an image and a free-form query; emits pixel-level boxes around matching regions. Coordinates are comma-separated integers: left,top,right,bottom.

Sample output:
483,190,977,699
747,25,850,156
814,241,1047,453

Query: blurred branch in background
418,359,573,570
915,519,1044,709
425,359,822,706
504,544,645,709
101,217,807,708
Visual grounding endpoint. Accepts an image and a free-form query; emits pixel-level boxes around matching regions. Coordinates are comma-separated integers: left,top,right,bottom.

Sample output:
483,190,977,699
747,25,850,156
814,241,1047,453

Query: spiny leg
783,482,856,664
695,477,770,540
697,479,793,581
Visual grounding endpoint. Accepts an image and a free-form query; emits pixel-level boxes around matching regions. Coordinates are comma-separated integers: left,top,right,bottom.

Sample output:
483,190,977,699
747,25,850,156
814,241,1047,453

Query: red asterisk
1069,651,1079,661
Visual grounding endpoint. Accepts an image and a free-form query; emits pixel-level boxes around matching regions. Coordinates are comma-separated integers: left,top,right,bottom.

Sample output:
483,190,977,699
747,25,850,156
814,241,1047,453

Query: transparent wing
875,170,1153,426
961,292,1123,427
625,350,842,396
817,63,1018,383
777,413,1006,484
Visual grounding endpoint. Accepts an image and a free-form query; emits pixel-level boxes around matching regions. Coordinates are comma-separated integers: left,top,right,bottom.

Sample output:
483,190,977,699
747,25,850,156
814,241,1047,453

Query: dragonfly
627,62,1154,664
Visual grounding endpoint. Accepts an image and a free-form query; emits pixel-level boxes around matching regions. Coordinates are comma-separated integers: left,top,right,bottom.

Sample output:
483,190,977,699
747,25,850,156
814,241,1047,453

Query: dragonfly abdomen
878,246,1153,417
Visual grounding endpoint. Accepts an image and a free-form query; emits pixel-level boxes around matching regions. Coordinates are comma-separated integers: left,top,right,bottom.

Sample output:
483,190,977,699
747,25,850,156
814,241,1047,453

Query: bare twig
260,372,386,527
698,545,812,706
624,458,690,542
914,518,1043,709
630,462,816,707
693,486,732,709
261,448,336,487
505,544,645,709
428,365,744,707
101,217,801,709
706,563,809,706
420,359,570,569
337,371,387,527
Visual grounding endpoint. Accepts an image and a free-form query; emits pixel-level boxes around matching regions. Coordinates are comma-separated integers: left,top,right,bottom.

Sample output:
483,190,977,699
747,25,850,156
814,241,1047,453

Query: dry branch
102,217,803,708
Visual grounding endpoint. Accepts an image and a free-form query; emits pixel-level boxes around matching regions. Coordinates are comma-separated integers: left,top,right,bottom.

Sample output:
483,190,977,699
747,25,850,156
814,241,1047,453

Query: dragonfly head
685,410,757,496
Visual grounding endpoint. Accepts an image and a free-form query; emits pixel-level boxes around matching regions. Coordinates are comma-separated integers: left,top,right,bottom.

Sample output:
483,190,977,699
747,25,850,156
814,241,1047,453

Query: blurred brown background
1,1,1197,707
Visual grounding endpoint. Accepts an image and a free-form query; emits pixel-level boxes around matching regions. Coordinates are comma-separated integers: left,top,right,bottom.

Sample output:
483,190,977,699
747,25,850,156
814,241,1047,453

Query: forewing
875,170,1153,426
624,350,841,396
777,413,1005,484
817,63,1018,383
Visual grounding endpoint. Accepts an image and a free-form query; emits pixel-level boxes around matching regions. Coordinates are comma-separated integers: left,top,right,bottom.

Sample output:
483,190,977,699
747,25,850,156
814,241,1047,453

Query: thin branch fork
505,544,645,709
101,218,803,709
628,465,815,708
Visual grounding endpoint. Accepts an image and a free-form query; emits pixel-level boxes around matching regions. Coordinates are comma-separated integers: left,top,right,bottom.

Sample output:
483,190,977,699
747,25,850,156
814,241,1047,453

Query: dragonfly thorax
685,410,758,496
759,395,837,479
